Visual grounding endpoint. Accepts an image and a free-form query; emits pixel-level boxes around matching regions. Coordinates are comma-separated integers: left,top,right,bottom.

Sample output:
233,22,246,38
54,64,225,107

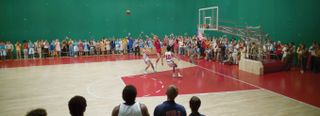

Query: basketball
125,10,131,16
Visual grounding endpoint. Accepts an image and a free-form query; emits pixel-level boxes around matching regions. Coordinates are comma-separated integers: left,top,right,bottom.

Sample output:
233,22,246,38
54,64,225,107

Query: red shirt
23,43,28,49
154,39,161,50
275,45,282,55
202,40,206,48
174,40,179,49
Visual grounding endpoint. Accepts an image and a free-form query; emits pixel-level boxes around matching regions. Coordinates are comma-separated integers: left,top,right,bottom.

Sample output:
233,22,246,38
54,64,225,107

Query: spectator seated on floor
112,85,150,116
68,95,87,116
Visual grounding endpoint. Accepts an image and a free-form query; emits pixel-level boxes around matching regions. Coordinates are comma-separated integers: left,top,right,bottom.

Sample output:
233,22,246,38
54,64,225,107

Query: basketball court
0,55,320,115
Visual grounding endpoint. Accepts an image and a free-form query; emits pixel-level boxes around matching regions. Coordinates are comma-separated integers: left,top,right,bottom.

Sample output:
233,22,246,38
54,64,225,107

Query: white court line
86,57,319,109
1,56,146,70
196,65,320,110
86,77,126,99
144,77,164,96
87,76,165,98
86,78,109,99
140,89,260,99
155,90,161,93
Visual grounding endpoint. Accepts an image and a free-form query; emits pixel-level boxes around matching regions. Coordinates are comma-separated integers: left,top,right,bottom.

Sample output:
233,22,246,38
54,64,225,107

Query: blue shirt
115,41,120,46
50,43,55,51
154,101,186,116
111,41,115,48
128,38,133,48
140,42,144,48
28,42,34,48
84,42,89,50
147,40,153,48
0,44,5,50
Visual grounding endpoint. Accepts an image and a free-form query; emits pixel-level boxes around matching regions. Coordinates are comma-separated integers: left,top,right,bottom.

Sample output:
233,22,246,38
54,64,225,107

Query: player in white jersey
162,46,182,77
142,48,155,74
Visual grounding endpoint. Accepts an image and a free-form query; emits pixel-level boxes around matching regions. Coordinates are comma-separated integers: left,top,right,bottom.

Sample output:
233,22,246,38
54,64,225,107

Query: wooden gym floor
0,55,320,116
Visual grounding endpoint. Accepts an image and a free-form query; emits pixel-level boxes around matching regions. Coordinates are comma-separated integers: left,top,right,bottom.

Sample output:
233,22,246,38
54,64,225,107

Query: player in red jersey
152,34,163,68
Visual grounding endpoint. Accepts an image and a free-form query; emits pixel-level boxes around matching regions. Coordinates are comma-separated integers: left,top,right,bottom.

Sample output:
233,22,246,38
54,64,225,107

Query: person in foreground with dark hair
112,85,150,116
154,85,186,116
26,108,47,116
68,95,87,116
189,96,205,116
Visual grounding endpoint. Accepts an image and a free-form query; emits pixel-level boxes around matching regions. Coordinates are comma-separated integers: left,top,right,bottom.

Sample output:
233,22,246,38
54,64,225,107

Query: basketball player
142,48,156,74
162,46,182,78
152,34,163,68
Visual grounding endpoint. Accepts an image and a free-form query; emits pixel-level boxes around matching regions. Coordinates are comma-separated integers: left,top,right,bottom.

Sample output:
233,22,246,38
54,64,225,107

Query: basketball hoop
198,6,219,31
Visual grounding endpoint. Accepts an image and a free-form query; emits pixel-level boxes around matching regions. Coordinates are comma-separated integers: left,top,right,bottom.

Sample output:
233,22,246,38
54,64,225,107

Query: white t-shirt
119,102,142,116
165,52,173,63
309,46,317,56
282,47,288,58
169,39,174,46
179,41,184,47
6,43,13,50
143,52,150,63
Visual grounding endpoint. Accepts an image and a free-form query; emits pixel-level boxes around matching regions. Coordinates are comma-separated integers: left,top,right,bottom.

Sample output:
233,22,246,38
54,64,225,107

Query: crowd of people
26,85,204,116
0,33,319,73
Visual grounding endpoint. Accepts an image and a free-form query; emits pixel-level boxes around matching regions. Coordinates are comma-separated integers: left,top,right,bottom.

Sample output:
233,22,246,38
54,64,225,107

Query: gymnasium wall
2,0,318,45
198,0,320,45
0,0,198,42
